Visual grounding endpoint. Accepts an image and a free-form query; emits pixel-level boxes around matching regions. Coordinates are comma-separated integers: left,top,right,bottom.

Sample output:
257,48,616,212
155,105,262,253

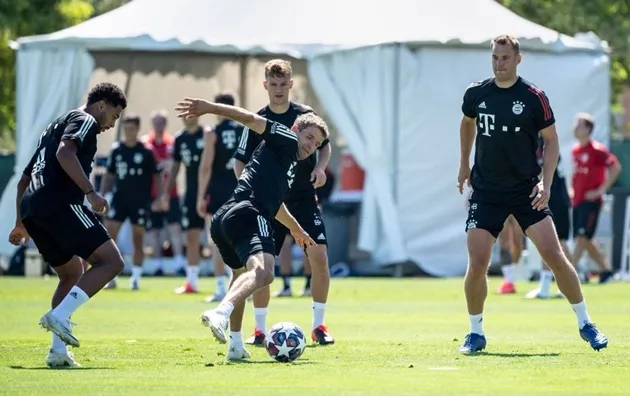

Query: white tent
4,0,609,276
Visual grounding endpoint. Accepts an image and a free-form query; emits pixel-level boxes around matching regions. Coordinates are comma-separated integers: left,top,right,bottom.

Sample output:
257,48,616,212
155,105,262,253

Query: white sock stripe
238,127,250,150
75,116,95,142
70,204,93,228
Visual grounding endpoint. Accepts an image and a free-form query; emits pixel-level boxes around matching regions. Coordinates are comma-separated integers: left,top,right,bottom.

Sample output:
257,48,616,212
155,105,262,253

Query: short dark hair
214,92,235,106
123,113,140,126
264,59,292,79
492,35,520,55
86,82,127,109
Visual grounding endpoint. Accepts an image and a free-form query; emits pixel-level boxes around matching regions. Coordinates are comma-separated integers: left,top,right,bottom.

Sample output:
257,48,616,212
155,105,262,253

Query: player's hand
8,222,29,246
159,194,170,212
310,168,327,188
530,182,550,211
150,198,162,212
175,98,212,119
585,188,603,201
457,164,471,194
87,191,109,215
290,227,316,250
196,197,207,218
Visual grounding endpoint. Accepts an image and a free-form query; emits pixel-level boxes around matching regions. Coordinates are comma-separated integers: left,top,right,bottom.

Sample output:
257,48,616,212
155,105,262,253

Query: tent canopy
14,0,606,56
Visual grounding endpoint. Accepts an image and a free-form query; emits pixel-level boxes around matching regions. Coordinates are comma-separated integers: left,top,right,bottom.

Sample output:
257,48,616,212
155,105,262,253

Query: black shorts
572,201,601,239
181,195,205,231
210,200,275,270
107,196,148,227
146,196,181,230
273,198,327,255
466,192,552,239
22,204,111,267
206,185,235,215
549,198,570,241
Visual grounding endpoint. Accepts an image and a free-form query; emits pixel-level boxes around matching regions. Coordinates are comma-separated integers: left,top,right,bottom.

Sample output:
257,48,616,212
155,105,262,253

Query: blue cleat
458,333,487,354
580,323,608,351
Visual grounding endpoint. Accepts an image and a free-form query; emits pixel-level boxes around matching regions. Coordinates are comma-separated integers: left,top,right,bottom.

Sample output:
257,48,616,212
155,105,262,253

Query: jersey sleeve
61,112,99,151
529,87,555,130
461,85,478,119
23,151,38,177
262,120,298,153
595,146,618,167
234,126,261,163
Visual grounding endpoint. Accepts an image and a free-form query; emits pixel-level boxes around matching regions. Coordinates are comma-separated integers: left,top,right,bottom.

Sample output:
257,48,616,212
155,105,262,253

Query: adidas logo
69,292,77,299
317,233,326,241
478,101,486,109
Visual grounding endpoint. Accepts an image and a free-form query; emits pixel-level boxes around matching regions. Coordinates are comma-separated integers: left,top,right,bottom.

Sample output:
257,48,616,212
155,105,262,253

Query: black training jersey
173,127,205,198
106,141,159,206
21,110,100,217
461,76,556,202
234,102,329,203
233,120,299,219
537,137,570,206
211,119,243,190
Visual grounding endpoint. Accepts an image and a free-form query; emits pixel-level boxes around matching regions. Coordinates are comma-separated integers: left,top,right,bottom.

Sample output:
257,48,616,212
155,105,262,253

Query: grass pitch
1,276,629,395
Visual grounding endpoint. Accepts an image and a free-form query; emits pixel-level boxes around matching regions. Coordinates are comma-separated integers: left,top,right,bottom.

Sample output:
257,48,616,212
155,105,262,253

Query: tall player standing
197,93,244,303
234,60,334,346
8,83,127,367
101,114,162,290
457,35,608,354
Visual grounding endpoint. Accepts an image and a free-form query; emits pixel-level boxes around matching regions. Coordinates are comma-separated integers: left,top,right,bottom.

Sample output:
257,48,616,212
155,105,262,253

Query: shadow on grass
9,365,114,370
218,358,319,366
475,352,560,358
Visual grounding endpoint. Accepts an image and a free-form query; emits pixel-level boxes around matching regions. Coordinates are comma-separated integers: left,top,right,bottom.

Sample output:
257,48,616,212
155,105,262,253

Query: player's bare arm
197,128,217,217
99,172,115,196
161,158,181,210
176,99,268,135
458,115,477,194
533,124,559,210
311,143,331,188
151,171,164,211
234,159,246,179
9,174,32,246
275,203,316,249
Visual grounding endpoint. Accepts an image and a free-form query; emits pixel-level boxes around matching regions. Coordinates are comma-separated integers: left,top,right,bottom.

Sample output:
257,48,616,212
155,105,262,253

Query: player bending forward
9,83,127,367
457,35,607,354
175,97,328,360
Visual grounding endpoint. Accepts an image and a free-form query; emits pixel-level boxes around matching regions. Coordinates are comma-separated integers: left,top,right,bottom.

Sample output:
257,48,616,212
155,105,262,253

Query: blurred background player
101,114,161,290
570,113,621,284
162,115,207,294
143,110,185,276
234,59,334,347
197,93,243,303
496,215,523,294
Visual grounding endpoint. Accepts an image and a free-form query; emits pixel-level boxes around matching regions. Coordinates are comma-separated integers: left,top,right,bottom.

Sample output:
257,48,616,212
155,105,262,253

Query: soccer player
457,35,608,354
8,83,127,367
143,111,185,276
234,59,334,346
100,114,161,290
175,97,328,360
570,113,620,284
496,215,523,294
162,115,209,293
197,93,244,303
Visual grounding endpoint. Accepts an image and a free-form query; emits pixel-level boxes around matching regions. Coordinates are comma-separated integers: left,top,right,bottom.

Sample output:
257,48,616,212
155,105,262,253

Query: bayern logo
265,322,307,363
512,101,525,115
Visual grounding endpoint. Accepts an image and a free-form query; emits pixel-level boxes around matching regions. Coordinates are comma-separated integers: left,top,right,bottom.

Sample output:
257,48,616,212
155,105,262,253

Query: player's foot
524,288,564,299
104,279,117,290
245,329,266,346
153,268,164,276
130,279,139,291
497,281,516,294
274,288,292,298
175,282,198,294
46,349,80,368
580,272,590,284
200,309,228,344
227,345,252,361
203,292,225,303
311,325,335,345
300,288,311,297
579,323,608,351
598,271,614,284
39,312,80,348
457,333,486,355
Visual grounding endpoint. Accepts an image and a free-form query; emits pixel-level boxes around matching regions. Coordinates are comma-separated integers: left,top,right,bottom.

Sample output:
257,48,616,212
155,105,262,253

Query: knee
253,266,274,286
537,244,566,269
307,248,329,275
467,247,491,275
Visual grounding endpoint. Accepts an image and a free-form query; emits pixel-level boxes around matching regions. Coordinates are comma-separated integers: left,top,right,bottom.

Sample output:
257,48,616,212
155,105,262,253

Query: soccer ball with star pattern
265,322,307,363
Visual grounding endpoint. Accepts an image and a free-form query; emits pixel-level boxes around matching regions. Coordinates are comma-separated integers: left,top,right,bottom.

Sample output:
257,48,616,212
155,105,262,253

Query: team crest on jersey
133,152,143,164
512,101,525,115
181,143,187,149
116,154,122,161
196,139,204,149
580,153,589,163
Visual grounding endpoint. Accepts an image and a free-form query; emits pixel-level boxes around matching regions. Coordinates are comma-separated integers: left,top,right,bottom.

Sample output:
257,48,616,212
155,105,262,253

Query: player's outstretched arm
275,204,315,249
176,99,268,135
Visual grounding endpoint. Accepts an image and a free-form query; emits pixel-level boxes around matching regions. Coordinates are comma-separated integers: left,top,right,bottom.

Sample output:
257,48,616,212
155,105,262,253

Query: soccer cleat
300,288,312,297
227,345,252,361
274,288,292,298
203,292,225,303
104,279,117,290
598,271,614,284
457,333,487,354
497,281,516,294
39,312,80,348
200,309,228,344
524,288,564,300
175,282,198,294
579,322,608,351
311,325,335,345
245,329,266,346
130,279,139,291
46,349,80,368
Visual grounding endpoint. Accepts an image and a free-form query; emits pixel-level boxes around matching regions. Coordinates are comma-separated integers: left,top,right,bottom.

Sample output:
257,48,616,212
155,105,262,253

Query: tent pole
239,55,249,109
116,54,135,142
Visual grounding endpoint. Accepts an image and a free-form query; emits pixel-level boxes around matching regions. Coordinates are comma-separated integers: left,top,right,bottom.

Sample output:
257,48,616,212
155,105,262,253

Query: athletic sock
216,275,227,295
254,307,268,332
539,270,553,296
51,333,67,354
469,313,484,335
304,275,312,289
312,302,326,329
186,265,199,289
282,276,291,290
52,286,89,320
501,264,516,284
571,301,592,329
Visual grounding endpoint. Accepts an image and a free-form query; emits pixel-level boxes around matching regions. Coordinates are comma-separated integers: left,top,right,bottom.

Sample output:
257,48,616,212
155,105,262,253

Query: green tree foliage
0,0,129,150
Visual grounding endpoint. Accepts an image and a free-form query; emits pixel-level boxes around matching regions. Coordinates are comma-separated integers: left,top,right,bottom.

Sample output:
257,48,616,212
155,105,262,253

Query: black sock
283,276,291,290
304,275,312,289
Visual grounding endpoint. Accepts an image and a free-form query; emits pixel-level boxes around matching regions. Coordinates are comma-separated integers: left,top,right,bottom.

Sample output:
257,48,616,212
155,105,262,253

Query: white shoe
524,288,564,300
200,309,228,343
227,344,251,361
46,349,80,368
39,312,80,347
203,293,225,303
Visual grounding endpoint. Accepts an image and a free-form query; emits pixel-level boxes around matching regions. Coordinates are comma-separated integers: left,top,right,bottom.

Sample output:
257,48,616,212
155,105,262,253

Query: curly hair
87,82,127,109
264,59,292,79
294,113,329,140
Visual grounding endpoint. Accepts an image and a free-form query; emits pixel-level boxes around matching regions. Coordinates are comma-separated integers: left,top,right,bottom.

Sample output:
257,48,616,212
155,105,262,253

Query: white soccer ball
265,322,307,363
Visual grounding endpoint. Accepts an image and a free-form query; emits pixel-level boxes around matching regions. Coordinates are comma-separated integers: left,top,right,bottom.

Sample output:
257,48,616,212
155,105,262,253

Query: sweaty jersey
234,102,329,203
143,131,178,198
106,141,159,206
21,110,100,217
537,137,570,207
462,76,556,203
173,127,205,199
571,140,618,207
211,119,243,191
233,120,299,219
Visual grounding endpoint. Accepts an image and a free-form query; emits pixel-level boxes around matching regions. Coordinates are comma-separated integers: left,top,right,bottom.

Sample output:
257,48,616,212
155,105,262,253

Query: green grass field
1,276,629,395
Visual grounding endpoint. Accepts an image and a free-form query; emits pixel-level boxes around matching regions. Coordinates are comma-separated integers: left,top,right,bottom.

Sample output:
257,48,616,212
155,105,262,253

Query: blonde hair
576,112,595,133
294,113,329,140
264,59,292,79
